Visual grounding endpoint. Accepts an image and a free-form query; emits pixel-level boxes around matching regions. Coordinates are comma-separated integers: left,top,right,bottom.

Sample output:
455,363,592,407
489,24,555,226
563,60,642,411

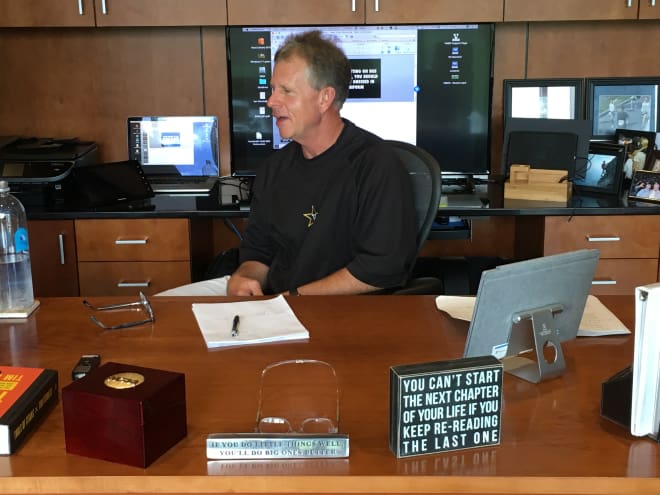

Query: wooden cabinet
639,0,660,19
75,219,192,296
504,0,639,22
367,0,503,24
28,220,80,297
0,0,226,27
93,0,227,27
542,215,660,295
0,0,95,27
226,0,502,25
227,0,365,25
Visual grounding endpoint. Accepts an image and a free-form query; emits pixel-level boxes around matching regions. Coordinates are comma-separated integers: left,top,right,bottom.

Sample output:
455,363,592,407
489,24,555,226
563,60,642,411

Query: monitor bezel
585,76,659,140
503,77,584,122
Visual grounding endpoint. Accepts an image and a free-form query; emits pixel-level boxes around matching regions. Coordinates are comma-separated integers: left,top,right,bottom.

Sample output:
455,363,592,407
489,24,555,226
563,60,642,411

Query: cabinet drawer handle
115,238,148,245
592,279,617,285
117,281,151,288
585,235,621,242
58,233,66,265
101,0,108,15
351,0,356,11
626,0,633,7
374,0,380,12
652,0,657,7
78,0,84,15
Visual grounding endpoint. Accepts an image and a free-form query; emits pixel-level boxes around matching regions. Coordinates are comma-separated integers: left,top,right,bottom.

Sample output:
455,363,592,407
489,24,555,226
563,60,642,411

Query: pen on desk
231,314,240,337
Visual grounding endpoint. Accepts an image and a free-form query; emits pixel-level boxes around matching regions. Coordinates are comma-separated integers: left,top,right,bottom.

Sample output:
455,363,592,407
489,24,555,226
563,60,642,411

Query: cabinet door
227,0,365,25
504,0,639,21
28,220,80,297
0,0,95,27
639,0,660,19
93,0,227,26
367,0,504,23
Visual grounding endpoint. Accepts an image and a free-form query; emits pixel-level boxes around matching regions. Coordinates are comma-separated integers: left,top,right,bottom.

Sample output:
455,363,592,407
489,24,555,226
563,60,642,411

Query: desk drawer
544,216,660,258
75,219,190,261
591,258,659,296
78,261,191,296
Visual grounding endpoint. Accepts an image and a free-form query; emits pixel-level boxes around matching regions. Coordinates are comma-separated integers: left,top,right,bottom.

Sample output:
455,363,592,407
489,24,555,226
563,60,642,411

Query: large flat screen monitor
226,24,494,178
463,249,599,383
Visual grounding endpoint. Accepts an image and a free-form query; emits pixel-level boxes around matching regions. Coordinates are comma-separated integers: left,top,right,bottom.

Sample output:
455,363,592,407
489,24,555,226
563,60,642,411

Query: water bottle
0,180,35,311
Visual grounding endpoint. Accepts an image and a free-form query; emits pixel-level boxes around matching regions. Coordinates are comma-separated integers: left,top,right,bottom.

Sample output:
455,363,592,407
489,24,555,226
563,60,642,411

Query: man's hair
274,30,351,109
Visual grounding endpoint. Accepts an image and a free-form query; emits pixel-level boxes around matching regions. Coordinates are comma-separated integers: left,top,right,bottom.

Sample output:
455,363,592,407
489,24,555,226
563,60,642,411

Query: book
0,366,59,454
191,295,309,348
631,283,660,438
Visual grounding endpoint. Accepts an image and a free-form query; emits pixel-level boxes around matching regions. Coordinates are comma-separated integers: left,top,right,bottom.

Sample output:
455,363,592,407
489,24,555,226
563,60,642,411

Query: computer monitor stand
502,304,567,384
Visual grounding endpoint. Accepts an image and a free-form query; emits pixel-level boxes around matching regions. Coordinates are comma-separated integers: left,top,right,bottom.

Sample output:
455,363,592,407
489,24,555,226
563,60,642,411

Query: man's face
268,55,324,145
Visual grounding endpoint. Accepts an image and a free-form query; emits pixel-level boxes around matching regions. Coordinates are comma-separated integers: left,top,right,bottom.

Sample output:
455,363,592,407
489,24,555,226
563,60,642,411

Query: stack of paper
631,283,660,438
435,294,630,337
192,295,309,348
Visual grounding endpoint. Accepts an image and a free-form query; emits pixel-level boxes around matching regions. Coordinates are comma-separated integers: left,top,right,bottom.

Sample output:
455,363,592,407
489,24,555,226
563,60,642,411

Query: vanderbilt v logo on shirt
303,205,319,227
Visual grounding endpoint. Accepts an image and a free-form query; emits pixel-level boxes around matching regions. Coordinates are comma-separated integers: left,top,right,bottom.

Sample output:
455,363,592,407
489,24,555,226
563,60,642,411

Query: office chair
385,140,444,295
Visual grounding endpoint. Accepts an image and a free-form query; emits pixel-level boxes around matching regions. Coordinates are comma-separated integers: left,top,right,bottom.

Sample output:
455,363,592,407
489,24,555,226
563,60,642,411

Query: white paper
435,294,630,337
192,295,309,348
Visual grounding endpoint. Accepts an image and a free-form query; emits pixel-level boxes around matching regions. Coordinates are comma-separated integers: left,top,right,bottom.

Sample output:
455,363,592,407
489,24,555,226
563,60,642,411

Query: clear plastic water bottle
0,180,35,311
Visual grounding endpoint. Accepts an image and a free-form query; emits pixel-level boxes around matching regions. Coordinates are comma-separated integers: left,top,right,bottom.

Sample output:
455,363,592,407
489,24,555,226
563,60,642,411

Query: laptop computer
127,116,219,194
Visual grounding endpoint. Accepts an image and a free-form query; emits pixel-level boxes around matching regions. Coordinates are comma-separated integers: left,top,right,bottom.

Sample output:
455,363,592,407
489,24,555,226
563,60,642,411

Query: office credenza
0,295,656,495
25,186,660,297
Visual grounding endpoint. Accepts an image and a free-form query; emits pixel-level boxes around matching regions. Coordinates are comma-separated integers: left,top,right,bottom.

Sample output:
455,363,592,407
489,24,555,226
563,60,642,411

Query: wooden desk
1,295,657,494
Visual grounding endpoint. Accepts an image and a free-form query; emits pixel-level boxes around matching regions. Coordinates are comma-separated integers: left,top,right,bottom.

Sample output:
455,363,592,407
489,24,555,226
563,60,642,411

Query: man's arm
288,267,378,295
227,260,270,296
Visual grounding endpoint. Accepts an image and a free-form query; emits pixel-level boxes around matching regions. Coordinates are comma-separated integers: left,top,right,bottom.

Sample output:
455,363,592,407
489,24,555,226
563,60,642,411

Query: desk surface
23,180,660,220
1,295,658,495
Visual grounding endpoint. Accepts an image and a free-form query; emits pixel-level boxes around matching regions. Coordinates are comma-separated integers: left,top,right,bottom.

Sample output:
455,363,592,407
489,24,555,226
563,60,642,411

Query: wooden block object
62,362,187,467
504,165,571,203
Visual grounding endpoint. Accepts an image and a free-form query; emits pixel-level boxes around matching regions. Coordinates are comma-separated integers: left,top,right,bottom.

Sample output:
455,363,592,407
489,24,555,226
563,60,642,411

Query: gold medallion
104,372,145,389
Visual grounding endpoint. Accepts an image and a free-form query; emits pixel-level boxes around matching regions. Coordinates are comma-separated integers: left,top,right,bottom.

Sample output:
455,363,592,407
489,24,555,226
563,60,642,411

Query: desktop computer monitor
226,23,494,180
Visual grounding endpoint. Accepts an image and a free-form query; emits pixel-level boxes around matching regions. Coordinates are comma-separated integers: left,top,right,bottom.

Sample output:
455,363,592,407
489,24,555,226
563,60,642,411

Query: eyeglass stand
0,300,40,319
502,304,567,384
206,432,349,460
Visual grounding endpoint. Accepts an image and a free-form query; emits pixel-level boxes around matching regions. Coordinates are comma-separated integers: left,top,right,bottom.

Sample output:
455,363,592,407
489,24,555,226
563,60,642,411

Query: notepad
191,295,309,348
435,294,630,337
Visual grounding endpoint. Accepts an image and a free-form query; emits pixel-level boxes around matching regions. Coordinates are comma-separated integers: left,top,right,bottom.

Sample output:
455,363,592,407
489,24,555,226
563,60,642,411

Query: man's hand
226,260,269,296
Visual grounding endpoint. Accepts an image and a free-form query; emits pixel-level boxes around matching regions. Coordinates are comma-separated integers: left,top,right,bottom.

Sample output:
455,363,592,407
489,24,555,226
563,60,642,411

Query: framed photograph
614,128,656,177
629,170,660,204
651,149,660,173
586,77,659,139
573,142,626,196
503,78,584,121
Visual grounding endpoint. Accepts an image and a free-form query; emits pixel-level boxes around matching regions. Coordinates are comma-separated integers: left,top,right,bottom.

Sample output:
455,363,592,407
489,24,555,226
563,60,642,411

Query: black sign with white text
390,356,503,458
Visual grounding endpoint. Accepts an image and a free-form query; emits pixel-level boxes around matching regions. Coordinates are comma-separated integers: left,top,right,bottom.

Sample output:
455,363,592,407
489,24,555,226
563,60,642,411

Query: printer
0,136,98,206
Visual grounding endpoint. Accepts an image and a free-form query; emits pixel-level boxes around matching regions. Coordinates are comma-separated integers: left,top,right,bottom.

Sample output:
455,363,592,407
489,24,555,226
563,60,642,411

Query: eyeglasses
83,291,155,330
255,359,340,435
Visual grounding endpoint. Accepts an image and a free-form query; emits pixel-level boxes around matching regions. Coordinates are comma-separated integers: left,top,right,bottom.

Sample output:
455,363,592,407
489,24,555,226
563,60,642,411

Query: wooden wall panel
0,27,205,163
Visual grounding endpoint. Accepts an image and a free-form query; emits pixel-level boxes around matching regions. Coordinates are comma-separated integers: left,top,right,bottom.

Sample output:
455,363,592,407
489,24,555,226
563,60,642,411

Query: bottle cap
0,180,9,193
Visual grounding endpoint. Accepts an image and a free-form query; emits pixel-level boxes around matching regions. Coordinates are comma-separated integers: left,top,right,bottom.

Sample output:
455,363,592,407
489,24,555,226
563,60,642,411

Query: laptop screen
127,116,219,178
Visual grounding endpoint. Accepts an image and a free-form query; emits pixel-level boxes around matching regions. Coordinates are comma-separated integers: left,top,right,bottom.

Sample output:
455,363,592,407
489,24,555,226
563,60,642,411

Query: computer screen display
503,78,583,121
226,24,494,177
127,116,219,177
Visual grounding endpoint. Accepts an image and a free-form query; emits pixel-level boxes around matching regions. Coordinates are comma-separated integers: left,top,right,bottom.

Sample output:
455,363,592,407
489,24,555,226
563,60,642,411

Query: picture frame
614,128,656,177
503,78,584,121
586,77,659,140
573,142,626,196
650,149,660,173
628,169,660,204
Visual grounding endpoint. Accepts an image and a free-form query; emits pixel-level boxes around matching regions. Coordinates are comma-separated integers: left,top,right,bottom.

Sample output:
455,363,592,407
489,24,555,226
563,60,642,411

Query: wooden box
504,165,571,203
62,362,186,467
